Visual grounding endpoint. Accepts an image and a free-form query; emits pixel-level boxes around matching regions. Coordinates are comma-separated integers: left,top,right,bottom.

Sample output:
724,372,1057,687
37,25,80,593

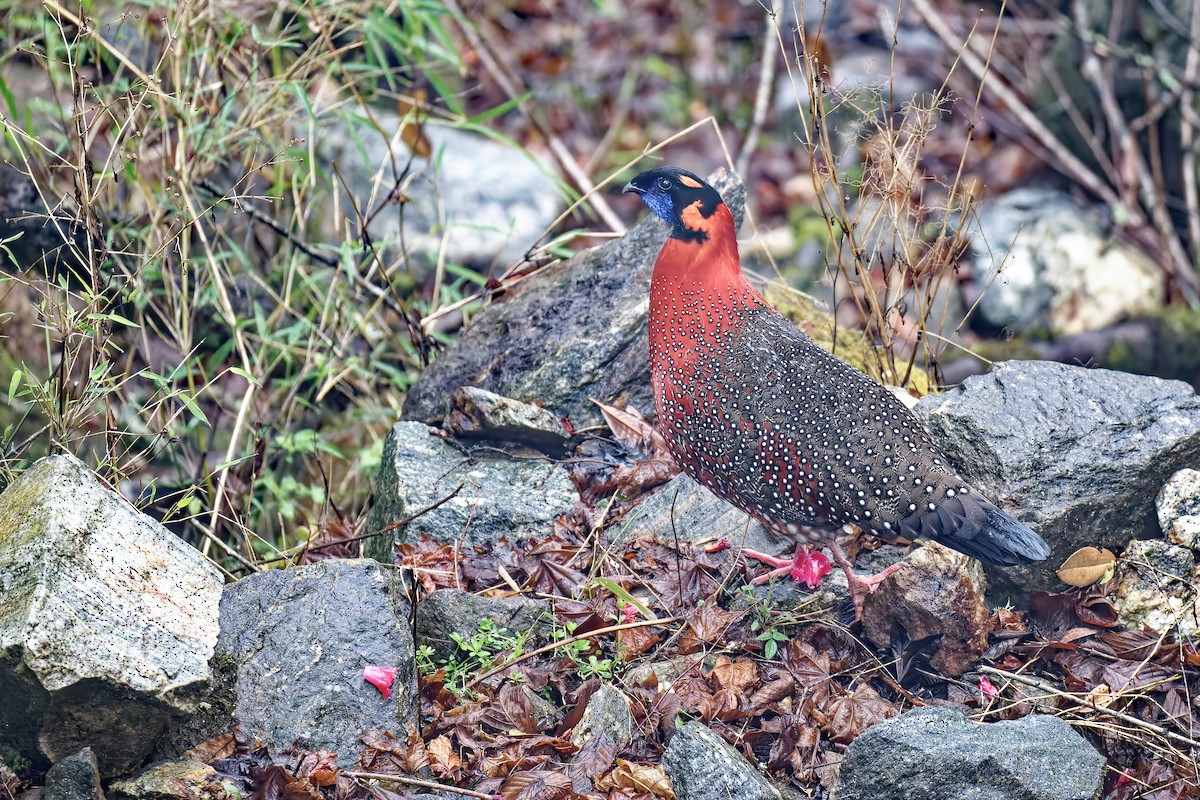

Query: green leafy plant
552,620,620,682
423,619,534,698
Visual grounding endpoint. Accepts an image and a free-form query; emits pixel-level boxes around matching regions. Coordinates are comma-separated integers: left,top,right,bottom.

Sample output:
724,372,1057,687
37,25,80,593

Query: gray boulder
0,455,222,777
618,473,773,550
365,421,578,560
963,187,1163,335
166,559,417,768
915,360,1200,594
834,706,1104,800
43,749,103,800
663,721,781,800
401,169,746,429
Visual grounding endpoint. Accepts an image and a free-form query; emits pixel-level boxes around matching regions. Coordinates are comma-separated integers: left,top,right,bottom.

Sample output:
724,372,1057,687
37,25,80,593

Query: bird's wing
717,309,980,539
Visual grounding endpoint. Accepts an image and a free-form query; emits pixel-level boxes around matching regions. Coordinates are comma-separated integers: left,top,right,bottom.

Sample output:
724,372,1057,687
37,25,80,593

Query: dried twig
737,6,780,177
254,484,466,568
1179,0,1200,262
345,771,495,800
978,665,1200,751
1072,0,1200,303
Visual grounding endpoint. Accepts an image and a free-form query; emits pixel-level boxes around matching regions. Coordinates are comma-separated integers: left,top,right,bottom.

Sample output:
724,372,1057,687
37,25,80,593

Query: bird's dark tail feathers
899,489,1051,566
970,503,1052,565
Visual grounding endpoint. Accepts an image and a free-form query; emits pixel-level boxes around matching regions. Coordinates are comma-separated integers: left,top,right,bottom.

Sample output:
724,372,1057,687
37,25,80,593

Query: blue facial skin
639,190,675,224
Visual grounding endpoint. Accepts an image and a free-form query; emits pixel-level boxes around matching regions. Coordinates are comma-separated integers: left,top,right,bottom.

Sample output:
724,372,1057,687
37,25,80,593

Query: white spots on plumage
647,276,970,546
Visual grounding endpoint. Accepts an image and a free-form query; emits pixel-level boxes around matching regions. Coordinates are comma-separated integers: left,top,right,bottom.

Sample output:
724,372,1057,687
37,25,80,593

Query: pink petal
979,676,998,701
790,551,832,589
363,665,397,699
620,603,638,623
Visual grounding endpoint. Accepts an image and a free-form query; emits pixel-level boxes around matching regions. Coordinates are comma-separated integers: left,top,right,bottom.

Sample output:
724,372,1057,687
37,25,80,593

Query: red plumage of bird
623,166,1050,617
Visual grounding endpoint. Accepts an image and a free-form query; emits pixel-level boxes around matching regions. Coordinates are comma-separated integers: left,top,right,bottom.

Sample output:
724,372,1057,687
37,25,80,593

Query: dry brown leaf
710,655,759,695
593,400,660,451
426,735,463,780
183,732,236,762
678,604,742,653
595,759,676,798
617,624,660,657
1056,546,1116,587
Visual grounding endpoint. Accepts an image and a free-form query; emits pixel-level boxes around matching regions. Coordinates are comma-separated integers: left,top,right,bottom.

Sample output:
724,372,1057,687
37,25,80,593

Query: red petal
790,551,832,588
363,665,397,699
979,675,998,700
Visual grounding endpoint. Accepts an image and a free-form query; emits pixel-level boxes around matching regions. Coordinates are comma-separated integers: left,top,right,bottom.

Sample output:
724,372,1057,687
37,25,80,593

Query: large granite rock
915,361,1200,594
0,454,222,777
834,707,1104,800
401,169,746,429
164,559,418,768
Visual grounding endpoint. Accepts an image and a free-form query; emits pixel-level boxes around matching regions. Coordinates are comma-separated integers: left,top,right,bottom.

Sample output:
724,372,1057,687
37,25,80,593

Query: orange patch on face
679,199,714,233
678,174,703,189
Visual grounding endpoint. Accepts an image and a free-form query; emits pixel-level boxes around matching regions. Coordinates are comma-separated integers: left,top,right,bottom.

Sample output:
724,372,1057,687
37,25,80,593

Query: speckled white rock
966,187,1164,335
0,454,222,776
1113,539,1200,635
1157,468,1200,549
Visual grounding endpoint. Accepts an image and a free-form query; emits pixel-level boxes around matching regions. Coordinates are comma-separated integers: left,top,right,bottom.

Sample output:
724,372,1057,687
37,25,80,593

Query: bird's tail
971,503,1052,565
899,489,1051,566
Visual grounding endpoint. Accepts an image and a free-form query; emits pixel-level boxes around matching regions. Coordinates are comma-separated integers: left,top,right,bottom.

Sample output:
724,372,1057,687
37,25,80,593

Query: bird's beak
622,181,641,195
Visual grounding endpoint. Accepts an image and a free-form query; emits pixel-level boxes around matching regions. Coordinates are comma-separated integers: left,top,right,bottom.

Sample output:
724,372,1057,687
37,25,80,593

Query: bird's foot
826,541,903,622
743,547,832,589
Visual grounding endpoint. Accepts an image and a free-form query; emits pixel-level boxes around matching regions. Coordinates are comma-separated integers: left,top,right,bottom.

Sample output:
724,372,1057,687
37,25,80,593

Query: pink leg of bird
743,540,903,621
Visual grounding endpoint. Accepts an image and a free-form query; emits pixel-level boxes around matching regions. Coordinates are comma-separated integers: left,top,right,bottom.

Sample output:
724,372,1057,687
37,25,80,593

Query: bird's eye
657,177,671,190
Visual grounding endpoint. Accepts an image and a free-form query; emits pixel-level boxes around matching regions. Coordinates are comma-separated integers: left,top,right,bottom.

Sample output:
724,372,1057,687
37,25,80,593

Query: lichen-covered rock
365,421,577,561
1157,468,1200,550
860,543,989,676
834,707,1104,800
107,760,225,800
569,685,634,749
916,361,1200,595
662,721,781,800
0,455,222,777
1113,539,1200,635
